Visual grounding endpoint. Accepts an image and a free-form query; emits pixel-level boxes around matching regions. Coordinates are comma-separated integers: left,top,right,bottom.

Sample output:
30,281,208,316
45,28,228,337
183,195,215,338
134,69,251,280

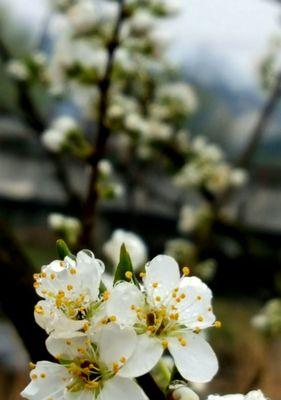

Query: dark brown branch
79,1,126,246
238,70,281,168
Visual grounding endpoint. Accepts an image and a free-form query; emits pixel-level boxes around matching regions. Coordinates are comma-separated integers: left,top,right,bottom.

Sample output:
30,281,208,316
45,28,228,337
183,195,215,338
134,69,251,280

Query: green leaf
56,239,75,260
113,243,139,286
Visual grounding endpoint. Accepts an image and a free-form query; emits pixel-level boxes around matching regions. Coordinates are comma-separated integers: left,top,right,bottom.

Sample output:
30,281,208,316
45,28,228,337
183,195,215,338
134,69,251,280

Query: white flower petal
168,332,218,383
21,361,69,400
99,323,137,369
100,376,148,400
46,334,88,360
64,390,94,400
177,277,215,329
143,255,180,299
207,396,244,400
119,335,163,378
106,282,144,326
34,300,85,334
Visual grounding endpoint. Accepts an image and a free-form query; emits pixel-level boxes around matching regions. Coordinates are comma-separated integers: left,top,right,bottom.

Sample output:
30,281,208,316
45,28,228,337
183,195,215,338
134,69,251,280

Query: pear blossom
178,204,212,234
207,390,268,400
103,230,147,268
33,250,105,335
21,324,147,400
104,255,219,383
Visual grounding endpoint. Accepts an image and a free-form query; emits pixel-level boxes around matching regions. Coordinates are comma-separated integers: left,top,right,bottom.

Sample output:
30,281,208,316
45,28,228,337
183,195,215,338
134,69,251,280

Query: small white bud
172,387,200,400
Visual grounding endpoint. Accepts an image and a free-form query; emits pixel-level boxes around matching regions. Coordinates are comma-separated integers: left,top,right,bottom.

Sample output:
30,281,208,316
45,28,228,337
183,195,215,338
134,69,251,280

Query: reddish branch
79,1,126,246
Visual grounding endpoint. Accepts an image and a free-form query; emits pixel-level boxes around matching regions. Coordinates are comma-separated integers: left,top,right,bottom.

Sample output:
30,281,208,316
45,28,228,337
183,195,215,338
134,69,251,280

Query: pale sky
1,0,280,88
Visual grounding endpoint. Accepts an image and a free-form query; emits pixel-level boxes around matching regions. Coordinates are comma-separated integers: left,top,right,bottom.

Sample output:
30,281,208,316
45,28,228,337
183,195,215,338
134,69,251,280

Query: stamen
214,320,222,328
182,266,190,276
125,271,133,280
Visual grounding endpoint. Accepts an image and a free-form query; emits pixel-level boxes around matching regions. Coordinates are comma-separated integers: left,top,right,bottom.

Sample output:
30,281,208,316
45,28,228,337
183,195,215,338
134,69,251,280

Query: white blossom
105,255,218,383
33,250,105,335
7,60,29,80
42,115,79,152
103,230,147,268
98,159,113,177
178,204,212,234
21,324,148,400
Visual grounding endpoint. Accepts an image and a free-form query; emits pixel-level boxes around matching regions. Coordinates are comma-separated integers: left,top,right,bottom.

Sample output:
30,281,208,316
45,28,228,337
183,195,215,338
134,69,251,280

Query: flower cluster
174,137,247,195
22,244,220,400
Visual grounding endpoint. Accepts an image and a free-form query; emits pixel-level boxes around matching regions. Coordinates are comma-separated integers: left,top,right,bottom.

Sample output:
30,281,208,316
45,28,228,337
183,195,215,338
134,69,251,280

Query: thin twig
238,70,281,168
79,1,126,246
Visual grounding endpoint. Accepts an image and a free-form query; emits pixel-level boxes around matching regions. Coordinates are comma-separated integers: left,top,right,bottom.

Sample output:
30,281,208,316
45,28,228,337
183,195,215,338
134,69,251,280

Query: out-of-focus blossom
103,229,147,267
48,213,81,245
178,204,212,234
6,60,29,80
252,298,281,337
207,390,268,400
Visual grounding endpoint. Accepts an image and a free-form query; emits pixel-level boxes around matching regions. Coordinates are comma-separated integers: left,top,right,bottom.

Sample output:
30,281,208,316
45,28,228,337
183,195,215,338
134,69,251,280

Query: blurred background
0,0,280,399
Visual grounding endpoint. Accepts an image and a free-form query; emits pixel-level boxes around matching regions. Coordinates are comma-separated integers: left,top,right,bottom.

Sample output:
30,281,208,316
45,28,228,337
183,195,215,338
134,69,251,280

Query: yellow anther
67,285,73,291
57,290,65,297
197,315,204,322
125,271,133,280
155,296,161,302
60,261,65,267
50,273,56,280
197,295,202,300
103,291,110,300
66,340,72,346
180,293,186,299
33,273,39,280
214,320,222,328
171,305,177,311
147,325,155,332
194,327,201,334
131,304,136,310
40,373,46,379
152,282,158,288
172,292,177,298
77,348,85,354
113,362,119,373
182,266,190,276
120,356,126,363
70,268,77,275
139,272,146,278
41,272,47,278
109,315,117,322
162,340,168,349
33,282,40,289
29,362,36,370
31,374,38,380
208,306,213,312
176,297,182,303
178,337,187,346
83,323,89,332
35,305,44,314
